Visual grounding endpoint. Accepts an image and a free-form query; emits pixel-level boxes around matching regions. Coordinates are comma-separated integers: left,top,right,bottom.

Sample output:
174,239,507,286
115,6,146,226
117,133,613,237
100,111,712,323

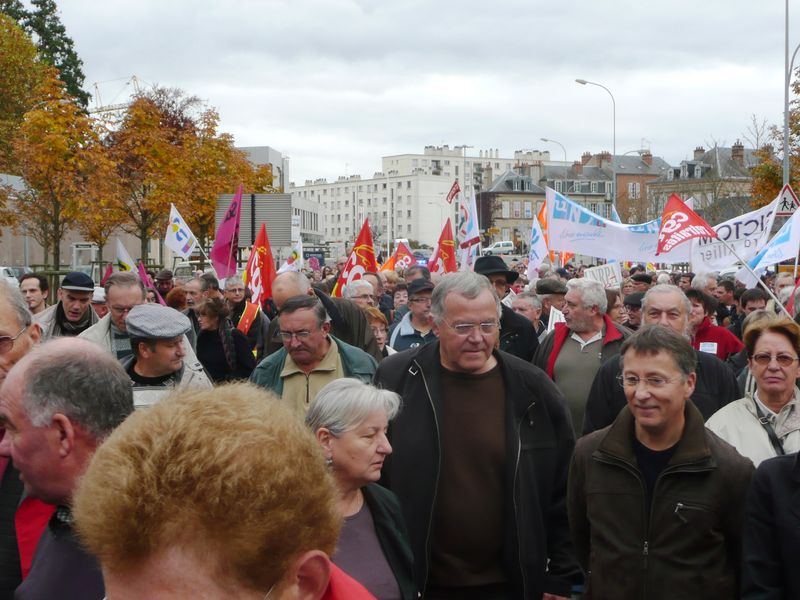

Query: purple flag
137,262,166,306
210,185,243,279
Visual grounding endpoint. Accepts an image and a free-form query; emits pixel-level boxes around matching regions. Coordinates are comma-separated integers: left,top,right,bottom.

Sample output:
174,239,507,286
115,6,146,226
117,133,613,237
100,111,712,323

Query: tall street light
540,138,568,192
576,78,616,204
784,1,800,185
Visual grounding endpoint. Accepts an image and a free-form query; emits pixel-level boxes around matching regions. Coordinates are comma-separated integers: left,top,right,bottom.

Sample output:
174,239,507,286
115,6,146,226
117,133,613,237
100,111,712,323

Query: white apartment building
290,145,564,254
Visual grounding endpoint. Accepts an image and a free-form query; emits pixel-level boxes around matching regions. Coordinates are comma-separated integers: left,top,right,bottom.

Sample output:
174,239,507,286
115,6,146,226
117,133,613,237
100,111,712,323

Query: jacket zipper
512,402,534,599
416,360,441,597
594,453,713,600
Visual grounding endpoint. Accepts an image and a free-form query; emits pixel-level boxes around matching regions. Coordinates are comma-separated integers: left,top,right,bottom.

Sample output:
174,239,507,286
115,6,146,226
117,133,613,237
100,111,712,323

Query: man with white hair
534,278,631,436
583,284,740,434
691,271,718,296
343,279,375,309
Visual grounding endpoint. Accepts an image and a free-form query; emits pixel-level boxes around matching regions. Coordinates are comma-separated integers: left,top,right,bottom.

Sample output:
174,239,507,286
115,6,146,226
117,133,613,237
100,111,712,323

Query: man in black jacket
375,271,580,600
583,284,740,435
474,255,539,361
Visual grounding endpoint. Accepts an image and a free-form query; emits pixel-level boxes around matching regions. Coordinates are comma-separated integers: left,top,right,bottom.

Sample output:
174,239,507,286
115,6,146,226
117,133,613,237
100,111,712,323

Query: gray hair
0,279,33,328
515,291,542,310
690,271,718,291
620,325,698,378
21,339,134,439
305,378,401,436
431,271,501,324
224,275,246,290
656,273,672,285
343,279,373,299
642,283,692,315
104,271,145,298
278,295,329,326
566,278,607,312
276,271,312,294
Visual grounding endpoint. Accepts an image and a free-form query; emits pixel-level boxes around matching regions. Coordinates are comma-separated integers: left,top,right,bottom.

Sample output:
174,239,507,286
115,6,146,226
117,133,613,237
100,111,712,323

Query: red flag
99,263,113,286
332,219,379,297
428,218,458,274
380,242,415,272
656,194,718,255
538,201,557,265
243,223,277,306
210,184,243,278
237,300,261,335
445,180,460,204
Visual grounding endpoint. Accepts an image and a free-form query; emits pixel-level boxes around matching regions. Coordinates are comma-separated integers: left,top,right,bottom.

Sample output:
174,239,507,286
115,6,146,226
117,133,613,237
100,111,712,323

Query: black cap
535,278,568,295
60,271,94,292
623,292,645,308
631,273,653,284
474,255,519,284
407,279,435,297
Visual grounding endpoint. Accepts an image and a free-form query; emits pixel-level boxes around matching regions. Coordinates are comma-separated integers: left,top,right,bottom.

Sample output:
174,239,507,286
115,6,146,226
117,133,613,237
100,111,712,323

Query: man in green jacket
568,325,753,599
250,295,377,413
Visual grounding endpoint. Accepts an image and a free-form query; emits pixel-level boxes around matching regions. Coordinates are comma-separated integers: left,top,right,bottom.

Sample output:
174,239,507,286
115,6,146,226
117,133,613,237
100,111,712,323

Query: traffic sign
776,184,799,217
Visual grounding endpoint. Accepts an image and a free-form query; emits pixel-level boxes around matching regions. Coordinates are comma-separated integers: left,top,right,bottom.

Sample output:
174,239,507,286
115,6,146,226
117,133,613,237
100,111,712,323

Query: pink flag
210,184,243,278
137,262,166,306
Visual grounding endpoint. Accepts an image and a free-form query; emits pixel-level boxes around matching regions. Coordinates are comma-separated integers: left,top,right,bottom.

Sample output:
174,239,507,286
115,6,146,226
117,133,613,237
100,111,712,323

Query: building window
591,181,598,193
345,199,349,207
407,224,412,232
524,202,532,218
680,164,688,179
694,165,702,178
502,202,510,218
407,210,412,218
513,201,521,218
667,169,674,181
554,180,563,193
627,182,641,199
412,159,418,166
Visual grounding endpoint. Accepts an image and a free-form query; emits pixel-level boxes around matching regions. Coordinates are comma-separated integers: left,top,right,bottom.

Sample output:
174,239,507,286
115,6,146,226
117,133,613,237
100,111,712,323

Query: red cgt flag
428,218,458,274
656,194,718,255
445,180,460,204
240,223,277,333
333,218,379,297
380,242,415,272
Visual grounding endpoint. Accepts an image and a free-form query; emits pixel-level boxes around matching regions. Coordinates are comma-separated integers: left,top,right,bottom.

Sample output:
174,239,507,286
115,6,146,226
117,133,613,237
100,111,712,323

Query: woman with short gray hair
307,379,415,600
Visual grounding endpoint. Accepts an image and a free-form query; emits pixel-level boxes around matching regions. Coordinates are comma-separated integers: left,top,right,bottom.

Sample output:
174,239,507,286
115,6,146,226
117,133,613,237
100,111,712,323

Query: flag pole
720,239,792,318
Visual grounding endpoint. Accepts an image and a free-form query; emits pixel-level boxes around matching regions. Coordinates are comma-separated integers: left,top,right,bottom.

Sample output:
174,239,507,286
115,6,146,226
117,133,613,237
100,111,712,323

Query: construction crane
89,75,142,114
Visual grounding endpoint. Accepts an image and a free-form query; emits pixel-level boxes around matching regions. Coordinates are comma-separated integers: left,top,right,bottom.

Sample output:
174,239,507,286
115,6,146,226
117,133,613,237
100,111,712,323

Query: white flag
165,204,198,259
456,185,481,249
115,239,135,272
278,238,304,273
736,207,800,287
526,215,549,281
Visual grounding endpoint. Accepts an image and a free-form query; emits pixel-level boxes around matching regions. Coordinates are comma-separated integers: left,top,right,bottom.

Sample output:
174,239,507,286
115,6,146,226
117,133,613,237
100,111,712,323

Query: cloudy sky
57,0,794,184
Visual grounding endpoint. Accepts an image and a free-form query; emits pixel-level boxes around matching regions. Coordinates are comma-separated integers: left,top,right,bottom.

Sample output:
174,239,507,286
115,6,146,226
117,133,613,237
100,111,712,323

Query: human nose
378,433,392,455
176,342,185,358
0,431,11,457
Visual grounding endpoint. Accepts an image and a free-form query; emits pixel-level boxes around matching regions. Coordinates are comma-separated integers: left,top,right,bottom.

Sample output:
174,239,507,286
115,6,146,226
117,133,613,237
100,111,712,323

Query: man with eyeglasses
568,325,753,600
79,272,146,360
388,279,437,352
250,295,377,412
375,271,581,600
35,272,98,339
583,284,740,435
534,278,630,437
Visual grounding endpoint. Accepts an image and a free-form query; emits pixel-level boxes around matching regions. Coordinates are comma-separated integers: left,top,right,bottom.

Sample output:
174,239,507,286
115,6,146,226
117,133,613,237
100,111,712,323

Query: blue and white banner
545,188,690,263
525,214,549,280
691,195,779,272
165,204,198,259
736,206,800,286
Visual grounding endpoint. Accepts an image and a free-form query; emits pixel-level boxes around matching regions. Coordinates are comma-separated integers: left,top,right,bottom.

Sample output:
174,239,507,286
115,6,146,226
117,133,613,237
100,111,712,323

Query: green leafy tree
0,0,28,24
26,0,89,107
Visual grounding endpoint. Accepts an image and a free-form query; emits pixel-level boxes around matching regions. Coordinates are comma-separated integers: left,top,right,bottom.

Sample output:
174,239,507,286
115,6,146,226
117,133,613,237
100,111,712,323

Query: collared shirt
281,338,344,412
570,328,603,351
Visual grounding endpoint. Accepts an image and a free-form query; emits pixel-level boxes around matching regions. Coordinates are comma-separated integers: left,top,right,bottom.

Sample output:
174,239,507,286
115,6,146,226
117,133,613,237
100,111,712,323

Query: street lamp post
576,78,616,204
540,137,568,192
784,1,800,184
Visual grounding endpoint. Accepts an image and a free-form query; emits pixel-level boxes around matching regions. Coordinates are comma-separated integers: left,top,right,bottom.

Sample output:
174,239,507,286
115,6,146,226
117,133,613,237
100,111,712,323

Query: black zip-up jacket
569,403,753,599
374,342,581,599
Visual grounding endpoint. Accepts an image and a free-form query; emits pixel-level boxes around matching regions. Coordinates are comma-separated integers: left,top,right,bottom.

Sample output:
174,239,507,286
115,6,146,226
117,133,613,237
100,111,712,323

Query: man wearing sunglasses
568,325,753,600
250,295,376,411
375,271,580,600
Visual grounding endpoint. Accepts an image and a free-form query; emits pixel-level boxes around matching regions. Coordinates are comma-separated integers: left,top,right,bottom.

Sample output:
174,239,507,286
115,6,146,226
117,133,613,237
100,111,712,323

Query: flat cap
535,278,568,295
125,304,190,339
155,269,174,281
61,271,94,292
407,278,435,296
623,292,645,308
631,273,653,284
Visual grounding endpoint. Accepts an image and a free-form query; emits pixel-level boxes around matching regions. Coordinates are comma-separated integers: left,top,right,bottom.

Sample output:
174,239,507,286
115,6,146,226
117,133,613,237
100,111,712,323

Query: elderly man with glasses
375,271,581,600
388,279,437,352
250,295,377,412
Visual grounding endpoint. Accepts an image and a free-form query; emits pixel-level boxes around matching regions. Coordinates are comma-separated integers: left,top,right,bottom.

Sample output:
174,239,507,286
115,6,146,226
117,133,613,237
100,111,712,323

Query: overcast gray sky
58,0,794,184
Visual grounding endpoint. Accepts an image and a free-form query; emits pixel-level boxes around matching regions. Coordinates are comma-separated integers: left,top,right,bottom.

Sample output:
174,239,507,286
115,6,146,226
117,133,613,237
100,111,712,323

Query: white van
482,241,515,255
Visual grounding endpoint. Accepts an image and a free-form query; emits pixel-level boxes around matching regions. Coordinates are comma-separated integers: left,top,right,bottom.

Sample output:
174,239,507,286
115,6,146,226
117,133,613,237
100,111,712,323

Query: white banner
583,262,623,288
165,204,198,259
546,188,689,263
736,207,800,286
690,195,779,271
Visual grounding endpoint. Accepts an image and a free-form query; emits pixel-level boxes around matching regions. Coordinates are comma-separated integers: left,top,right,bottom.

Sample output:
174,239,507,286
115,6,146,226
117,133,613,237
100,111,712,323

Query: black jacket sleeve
582,357,625,435
232,329,257,380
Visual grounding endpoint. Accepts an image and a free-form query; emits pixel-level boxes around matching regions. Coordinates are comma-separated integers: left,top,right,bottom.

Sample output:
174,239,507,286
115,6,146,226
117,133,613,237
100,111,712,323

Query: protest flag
445,180,460,204
137,262,165,306
115,239,135,272
456,186,481,249
332,219,379,297
278,238,304,274
655,194,717,255
210,185,243,279
537,202,557,265
526,214,549,281
240,223,277,335
165,204,199,259
99,263,113,286
429,218,458,274
380,242,415,272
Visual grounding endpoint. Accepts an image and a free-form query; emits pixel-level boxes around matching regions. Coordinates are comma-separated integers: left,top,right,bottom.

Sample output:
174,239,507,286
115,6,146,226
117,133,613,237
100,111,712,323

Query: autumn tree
0,13,46,171
26,0,89,106
10,71,95,268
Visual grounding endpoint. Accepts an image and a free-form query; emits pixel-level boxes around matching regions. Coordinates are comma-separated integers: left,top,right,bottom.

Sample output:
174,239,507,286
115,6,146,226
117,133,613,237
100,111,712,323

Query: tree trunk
140,232,148,266
52,236,61,271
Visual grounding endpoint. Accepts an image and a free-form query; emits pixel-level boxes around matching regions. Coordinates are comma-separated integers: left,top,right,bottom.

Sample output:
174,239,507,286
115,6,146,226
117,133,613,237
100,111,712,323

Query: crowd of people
0,255,799,599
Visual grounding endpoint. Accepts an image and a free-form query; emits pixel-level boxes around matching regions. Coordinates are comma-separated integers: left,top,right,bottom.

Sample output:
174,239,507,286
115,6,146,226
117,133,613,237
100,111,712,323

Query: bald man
264,272,381,361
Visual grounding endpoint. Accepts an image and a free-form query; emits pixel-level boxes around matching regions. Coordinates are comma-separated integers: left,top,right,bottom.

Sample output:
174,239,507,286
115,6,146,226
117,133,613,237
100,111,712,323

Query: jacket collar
596,400,712,467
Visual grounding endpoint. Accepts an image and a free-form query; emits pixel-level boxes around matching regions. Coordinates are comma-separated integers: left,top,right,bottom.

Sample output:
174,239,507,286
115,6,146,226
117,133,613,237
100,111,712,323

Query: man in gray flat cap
122,304,212,408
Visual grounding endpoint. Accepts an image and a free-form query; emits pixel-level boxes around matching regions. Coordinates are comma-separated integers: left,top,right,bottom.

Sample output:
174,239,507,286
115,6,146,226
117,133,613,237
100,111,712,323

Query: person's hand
542,594,570,600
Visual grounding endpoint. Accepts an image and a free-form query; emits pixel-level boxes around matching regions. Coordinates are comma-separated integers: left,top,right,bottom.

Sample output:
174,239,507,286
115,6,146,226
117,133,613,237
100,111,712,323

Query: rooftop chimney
693,146,705,161
731,140,745,167
581,151,592,165
597,151,612,168
641,151,653,166
573,161,583,175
